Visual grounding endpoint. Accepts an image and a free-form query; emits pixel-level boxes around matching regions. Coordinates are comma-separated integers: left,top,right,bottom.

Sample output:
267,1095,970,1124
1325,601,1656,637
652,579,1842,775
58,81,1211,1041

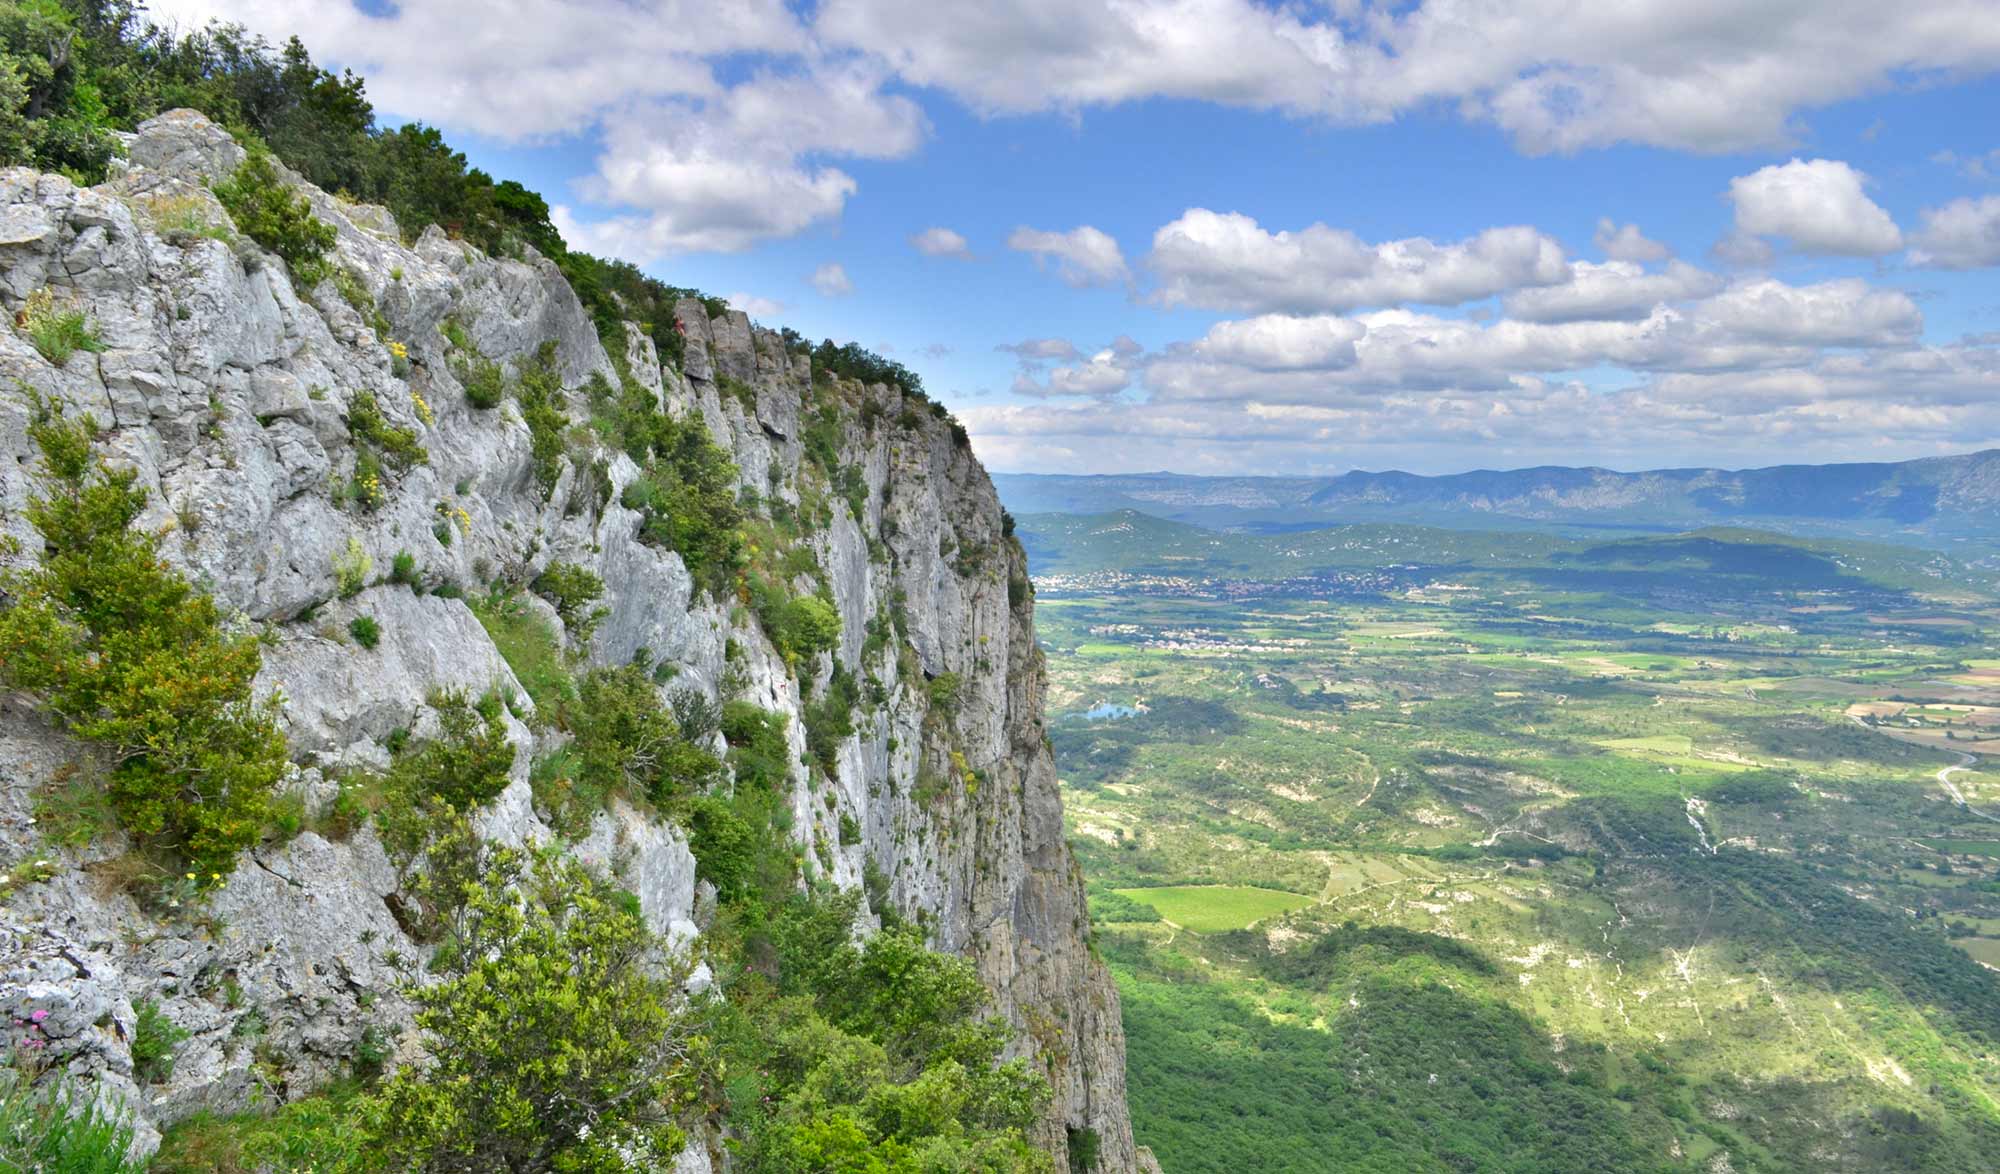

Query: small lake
1079,702,1141,721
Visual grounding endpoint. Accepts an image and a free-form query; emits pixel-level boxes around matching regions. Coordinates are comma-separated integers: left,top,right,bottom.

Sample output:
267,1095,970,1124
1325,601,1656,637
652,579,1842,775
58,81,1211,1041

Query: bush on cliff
0,401,286,879
567,664,722,809
368,837,701,1172
395,688,515,813
530,560,604,645
713,890,1053,1173
214,149,337,287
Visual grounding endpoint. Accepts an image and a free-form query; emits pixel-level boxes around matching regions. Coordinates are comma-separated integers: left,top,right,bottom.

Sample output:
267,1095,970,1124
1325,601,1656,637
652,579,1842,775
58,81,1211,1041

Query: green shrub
0,1069,141,1172
723,702,792,791
457,354,506,410
1088,889,1163,924
569,665,721,808
332,268,389,337
802,403,843,474
514,341,568,497
687,792,760,901
367,841,697,1171
344,448,385,512
133,998,191,1084
388,549,419,587
833,462,867,521
751,588,841,666
693,703,800,905
803,664,858,776
527,745,595,838
669,685,723,743
927,671,963,715
17,288,105,366
720,893,1051,1172
531,560,605,645
1068,1125,1103,1173
358,691,517,900
718,374,758,414
583,366,661,460
782,594,842,660
0,405,287,878
214,151,337,287
345,389,427,470
586,367,745,592
347,613,380,649
555,253,707,375
394,688,515,812
807,337,926,398
618,420,746,595
332,536,371,598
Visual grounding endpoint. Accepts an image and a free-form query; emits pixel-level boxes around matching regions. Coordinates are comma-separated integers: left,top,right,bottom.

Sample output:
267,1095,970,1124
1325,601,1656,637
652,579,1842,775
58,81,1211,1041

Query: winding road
1847,713,1999,824
1936,752,2000,824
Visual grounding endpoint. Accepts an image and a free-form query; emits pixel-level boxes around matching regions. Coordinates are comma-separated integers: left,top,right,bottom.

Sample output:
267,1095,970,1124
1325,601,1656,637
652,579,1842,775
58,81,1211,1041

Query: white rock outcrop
0,111,1146,1170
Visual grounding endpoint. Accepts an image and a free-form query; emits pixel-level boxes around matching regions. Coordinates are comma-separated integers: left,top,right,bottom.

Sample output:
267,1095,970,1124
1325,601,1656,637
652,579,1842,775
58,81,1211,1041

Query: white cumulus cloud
146,0,804,140
537,60,929,258
1007,225,1130,287
1727,159,1903,256
1503,261,1722,323
1147,209,1568,314
1192,315,1367,371
1908,195,2000,270
810,263,856,297
911,226,972,258
727,292,789,318
1593,219,1671,262
967,266,1962,474
816,0,2000,154
1012,349,1136,398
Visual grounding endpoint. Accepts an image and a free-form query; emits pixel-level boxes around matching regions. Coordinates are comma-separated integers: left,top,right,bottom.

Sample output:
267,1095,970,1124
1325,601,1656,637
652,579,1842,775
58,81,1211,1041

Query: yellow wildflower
411,390,435,427
386,340,409,360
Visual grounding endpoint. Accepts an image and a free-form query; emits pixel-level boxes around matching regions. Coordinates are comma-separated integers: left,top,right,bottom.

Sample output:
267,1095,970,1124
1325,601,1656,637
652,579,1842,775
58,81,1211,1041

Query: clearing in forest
1112,885,1315,932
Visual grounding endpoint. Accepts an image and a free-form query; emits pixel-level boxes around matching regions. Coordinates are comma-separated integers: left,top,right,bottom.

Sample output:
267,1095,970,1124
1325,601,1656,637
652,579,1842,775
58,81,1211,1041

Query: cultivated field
1034,520,2000,1172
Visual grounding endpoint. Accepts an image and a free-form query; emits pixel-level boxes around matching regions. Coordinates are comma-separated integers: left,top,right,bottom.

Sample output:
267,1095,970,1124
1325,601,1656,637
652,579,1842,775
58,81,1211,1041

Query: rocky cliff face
0,110,1146,1170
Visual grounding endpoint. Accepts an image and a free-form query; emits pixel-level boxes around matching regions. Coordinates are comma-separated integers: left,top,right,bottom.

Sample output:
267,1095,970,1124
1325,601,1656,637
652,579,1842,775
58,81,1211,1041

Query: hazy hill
995,450,2000,548
1015,510,1998,598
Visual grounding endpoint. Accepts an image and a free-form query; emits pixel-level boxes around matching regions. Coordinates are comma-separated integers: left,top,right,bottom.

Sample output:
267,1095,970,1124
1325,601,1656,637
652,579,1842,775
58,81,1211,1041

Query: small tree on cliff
366,828,701,1172
0,400,286,879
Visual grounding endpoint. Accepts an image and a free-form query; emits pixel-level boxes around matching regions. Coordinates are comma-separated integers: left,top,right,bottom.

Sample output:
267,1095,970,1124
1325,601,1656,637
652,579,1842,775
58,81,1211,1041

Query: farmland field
1027,513,2000,1173
1110,885,1316,932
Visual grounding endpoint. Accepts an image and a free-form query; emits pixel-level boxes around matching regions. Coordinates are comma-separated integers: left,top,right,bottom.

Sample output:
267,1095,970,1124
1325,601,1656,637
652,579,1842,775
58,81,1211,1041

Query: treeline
0,0,931,398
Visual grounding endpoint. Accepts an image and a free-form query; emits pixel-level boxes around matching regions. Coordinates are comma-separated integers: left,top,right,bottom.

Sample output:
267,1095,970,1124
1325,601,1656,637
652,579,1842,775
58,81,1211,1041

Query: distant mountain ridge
1013,510,1995,596
994,450,2000,547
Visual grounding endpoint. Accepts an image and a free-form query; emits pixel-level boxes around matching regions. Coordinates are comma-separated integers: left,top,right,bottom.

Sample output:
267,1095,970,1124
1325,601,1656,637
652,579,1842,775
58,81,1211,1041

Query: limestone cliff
0,110,1146,1171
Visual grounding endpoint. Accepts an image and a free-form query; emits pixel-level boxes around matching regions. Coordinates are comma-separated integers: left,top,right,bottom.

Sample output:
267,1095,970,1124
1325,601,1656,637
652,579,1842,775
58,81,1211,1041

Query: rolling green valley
1024,511,2000,1172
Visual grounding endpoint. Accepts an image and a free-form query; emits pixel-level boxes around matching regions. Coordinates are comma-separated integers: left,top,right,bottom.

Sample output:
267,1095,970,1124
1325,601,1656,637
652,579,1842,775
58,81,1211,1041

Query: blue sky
155,1,2000,475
